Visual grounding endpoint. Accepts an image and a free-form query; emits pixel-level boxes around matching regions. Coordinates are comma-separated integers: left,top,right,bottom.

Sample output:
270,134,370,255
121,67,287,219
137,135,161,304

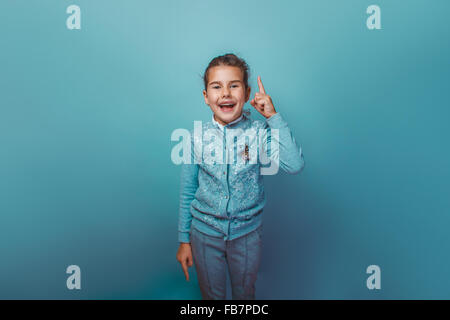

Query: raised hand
250,76,277,119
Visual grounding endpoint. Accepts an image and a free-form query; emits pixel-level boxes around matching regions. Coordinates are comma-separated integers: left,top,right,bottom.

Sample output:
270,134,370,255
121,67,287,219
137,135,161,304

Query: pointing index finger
181,261,189,281
257,76,266,94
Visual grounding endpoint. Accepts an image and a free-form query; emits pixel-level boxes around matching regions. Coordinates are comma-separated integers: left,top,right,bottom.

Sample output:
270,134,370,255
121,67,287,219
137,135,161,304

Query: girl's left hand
250,76,277,119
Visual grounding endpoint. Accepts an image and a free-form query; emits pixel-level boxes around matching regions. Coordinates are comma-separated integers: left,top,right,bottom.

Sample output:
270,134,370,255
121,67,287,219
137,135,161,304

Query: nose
221,87,231,97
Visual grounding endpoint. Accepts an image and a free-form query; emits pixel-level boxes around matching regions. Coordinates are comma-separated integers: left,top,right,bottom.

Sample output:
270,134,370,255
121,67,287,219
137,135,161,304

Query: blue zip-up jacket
178,112,305,243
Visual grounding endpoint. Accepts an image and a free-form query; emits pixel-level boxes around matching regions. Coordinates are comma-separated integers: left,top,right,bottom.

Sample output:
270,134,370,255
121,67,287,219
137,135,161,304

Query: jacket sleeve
177,132,199,243
260,112,305,175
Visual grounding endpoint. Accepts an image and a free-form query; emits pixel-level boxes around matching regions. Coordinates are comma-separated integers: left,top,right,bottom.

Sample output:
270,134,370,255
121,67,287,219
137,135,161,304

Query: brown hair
203,53,250,91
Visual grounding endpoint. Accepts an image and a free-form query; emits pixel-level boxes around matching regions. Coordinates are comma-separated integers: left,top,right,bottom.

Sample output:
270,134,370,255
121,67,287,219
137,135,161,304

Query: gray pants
190,226,262,300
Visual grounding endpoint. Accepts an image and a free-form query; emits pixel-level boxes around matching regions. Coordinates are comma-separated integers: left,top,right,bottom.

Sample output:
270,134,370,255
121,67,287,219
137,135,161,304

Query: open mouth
218,103,236,112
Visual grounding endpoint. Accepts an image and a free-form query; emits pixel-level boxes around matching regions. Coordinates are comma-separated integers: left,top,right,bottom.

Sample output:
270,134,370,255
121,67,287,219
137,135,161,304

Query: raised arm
250,76,305,175
261,112,305,175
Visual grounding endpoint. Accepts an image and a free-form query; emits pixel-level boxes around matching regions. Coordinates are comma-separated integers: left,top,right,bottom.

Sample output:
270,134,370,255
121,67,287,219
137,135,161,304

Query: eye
212,86,220,89
231,84,239,88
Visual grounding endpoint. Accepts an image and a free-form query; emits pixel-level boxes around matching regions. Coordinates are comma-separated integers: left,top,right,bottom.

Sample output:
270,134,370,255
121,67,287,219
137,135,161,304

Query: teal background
1,0,449,299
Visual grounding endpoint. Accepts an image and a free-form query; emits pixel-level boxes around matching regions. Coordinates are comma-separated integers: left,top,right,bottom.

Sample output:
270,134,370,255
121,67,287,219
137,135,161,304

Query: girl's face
203,66,251,126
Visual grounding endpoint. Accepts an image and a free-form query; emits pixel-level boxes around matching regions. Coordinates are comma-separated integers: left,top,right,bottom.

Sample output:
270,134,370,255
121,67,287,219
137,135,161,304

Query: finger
181,261,189,281
254,95,267,105
257,76,266,94
252,101,263,112
187,256,193,267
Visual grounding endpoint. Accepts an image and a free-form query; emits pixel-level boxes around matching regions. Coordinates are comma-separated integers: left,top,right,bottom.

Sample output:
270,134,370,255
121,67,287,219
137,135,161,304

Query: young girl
176,53,305,300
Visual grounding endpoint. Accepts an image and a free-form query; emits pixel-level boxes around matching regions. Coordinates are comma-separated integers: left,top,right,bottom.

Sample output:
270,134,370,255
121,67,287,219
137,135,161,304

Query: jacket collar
212,112,247,131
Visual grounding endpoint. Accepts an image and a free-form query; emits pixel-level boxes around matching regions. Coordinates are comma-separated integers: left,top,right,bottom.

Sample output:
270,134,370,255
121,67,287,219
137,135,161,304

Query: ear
203,89,209,106
245,86,251,102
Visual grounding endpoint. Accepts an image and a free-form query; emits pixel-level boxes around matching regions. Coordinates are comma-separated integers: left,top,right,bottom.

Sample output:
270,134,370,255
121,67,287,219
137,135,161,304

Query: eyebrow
208,80,242,86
